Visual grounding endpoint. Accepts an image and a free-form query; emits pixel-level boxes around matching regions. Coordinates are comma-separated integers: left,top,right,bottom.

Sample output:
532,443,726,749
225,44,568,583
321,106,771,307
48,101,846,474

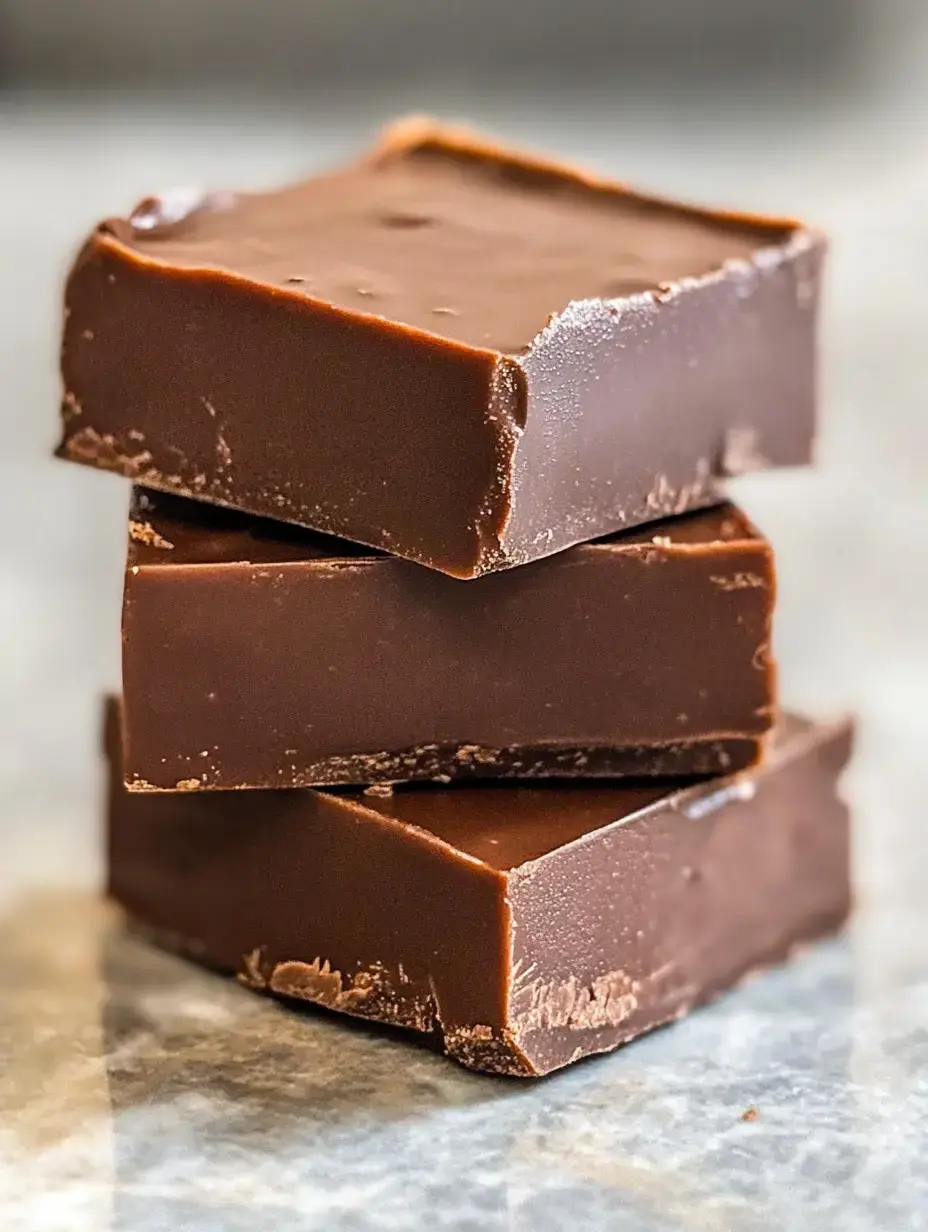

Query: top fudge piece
59,118,825,578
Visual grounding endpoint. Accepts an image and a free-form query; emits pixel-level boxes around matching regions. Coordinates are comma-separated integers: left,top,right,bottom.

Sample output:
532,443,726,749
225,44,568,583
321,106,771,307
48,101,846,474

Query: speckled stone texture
2,899,927,1231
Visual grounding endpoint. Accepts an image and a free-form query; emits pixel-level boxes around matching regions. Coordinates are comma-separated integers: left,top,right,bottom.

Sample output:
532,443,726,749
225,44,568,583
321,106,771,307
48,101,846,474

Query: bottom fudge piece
107,704,852,1077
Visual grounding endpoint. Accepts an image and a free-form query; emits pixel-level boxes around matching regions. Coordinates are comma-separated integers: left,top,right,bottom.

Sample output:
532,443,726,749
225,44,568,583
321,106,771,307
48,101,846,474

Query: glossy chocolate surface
122,491,775,790
103,136,770,355
60,119,824,577
108,707,853,1077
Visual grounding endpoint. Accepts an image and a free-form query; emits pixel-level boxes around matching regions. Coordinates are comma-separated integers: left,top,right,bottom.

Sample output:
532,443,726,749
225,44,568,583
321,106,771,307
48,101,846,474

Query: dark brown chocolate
107,703,853,1078
122,490,775,791
60,119,824,578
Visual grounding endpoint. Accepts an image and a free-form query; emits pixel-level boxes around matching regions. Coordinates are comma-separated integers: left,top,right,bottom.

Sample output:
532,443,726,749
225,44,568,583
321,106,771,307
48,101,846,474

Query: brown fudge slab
122,491,775,791
107,704,853,1077
61,118,824,578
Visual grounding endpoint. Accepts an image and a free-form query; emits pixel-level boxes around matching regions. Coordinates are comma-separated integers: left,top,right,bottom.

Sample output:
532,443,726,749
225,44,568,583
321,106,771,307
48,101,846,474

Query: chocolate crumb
363,783,395,798
129,520,174,550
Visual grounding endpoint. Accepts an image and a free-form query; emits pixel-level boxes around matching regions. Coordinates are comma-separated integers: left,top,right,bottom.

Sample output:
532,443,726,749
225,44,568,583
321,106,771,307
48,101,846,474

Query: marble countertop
2,80,927,1229
6,899,927,1232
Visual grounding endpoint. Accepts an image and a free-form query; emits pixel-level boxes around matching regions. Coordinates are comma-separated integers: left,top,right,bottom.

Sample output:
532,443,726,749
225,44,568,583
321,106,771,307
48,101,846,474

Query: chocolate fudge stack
59,119,852,1077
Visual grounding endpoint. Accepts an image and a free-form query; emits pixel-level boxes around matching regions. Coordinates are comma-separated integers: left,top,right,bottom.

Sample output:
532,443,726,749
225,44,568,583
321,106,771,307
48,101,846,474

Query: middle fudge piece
122,490,775,791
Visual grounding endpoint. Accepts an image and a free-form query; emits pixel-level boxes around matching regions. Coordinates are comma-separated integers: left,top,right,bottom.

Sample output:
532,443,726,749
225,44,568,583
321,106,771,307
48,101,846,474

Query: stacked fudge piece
59,119,853,1077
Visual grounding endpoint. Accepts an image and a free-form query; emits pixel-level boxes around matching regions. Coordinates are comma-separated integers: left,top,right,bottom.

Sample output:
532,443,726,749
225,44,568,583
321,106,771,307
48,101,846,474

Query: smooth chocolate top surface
344,714,817,870
128,489,760,570
108,124,792,355
108,704,835,872
128,490,371,567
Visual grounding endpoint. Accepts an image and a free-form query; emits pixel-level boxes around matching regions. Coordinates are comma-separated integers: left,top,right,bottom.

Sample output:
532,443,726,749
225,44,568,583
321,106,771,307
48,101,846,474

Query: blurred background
2,1,927,940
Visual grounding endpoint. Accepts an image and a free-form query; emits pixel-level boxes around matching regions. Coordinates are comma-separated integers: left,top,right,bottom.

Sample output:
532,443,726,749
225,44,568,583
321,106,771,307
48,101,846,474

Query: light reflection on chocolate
129,188,236,237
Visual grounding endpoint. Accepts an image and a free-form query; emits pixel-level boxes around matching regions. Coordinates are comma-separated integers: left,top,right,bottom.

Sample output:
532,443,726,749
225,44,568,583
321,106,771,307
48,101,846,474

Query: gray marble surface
2,76,928,1229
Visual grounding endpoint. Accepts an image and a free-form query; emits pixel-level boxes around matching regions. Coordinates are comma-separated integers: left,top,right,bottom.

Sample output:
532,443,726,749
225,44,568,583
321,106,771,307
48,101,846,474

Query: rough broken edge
123,732,768,793
127,902,849,1080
